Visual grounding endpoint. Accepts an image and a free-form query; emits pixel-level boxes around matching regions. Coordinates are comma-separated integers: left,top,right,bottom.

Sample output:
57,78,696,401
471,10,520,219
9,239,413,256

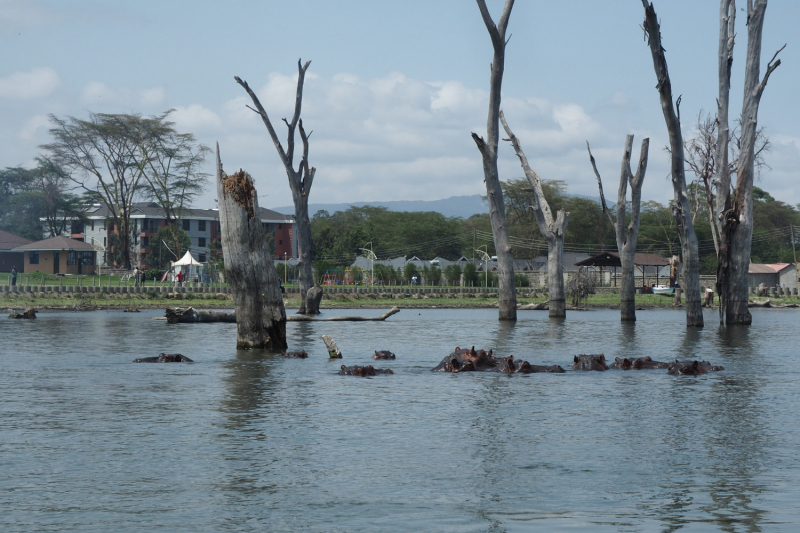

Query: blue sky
1,0,798,212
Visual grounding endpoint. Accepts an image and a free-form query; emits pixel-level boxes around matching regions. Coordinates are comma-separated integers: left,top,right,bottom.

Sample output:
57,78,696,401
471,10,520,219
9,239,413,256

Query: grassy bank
4,288,798,311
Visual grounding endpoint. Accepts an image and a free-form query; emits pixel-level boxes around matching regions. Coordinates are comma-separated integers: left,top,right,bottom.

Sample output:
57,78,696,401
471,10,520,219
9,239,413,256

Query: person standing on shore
176,270,183,287
11,266,17,286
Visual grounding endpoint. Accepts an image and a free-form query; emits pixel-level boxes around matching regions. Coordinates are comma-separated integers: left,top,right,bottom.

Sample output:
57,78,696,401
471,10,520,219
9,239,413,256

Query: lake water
1,307,799,532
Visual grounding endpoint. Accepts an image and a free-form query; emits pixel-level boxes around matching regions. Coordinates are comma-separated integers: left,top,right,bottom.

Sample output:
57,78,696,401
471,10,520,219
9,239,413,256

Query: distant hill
271,195,489,219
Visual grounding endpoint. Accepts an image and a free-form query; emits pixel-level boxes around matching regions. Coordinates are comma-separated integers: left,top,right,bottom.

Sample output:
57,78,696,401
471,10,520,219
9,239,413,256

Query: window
199,220,206,231
91,220,95,231
198,237,206,248
216,221,221,233
183,219,191,231
103,237,107,248
29,251,39,264
199,254,206,262
278,223,283,229
279,240,283,245
68,251,77,265
142,236,150,247
79,251,93,266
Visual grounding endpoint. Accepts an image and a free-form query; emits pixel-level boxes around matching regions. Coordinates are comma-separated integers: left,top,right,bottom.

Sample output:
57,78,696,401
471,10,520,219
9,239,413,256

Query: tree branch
586,140,617,230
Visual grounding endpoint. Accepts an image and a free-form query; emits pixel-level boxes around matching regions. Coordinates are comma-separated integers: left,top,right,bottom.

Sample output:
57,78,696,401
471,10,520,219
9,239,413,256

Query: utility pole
284,252,288,284
360,242,377,286
475,246,490,288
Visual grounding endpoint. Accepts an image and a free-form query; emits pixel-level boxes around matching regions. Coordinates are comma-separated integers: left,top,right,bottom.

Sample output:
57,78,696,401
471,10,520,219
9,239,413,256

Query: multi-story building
74,202,295,268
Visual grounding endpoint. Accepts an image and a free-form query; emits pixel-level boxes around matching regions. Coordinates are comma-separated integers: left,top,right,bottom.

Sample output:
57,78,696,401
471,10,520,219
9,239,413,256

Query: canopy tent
574,251,670,287
171,251,207,282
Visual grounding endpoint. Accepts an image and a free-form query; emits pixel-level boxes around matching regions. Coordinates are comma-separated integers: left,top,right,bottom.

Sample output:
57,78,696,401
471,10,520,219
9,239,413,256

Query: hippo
514,360,566,373
610,356,669,370
492,355,517,373
451,346,497,370
338,365,394,377
281,350,308,358
431,355,477,373
134,353,194,363
572,354,609,371
373,350,396,360
667,359,724,375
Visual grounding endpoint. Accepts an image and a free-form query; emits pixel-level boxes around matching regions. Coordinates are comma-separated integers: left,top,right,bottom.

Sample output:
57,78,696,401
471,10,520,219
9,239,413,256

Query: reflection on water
0,308,799,532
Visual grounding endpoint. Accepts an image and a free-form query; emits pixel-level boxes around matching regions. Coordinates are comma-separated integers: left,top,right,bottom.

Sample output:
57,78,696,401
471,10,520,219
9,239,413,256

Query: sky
1,0,799,213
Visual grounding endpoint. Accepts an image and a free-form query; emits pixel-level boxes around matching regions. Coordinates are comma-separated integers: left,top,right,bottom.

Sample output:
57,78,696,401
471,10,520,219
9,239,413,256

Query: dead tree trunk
641,0,703,327
216,144,287,349
587,135,650,321
471,0,517,321
235,60,322,315
501,112,568,318
717,0,783,325
164,307,401,324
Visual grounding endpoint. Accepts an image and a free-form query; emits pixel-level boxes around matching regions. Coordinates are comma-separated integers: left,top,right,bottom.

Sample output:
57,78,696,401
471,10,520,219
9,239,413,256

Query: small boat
651,285,676,296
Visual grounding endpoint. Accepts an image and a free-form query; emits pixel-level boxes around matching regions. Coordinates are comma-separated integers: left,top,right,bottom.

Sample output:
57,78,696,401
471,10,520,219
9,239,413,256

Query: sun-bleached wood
641,0,703,328
588,135,649,322
235,59,322,315
215,144,287,349
471,0,517,321
501,112,568,318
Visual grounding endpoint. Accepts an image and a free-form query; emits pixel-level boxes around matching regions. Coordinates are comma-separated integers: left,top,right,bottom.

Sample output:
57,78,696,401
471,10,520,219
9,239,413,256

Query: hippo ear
488,349,493,356
341,365,346,370
470,346,476,355
574,355,579,362
508,354,514,361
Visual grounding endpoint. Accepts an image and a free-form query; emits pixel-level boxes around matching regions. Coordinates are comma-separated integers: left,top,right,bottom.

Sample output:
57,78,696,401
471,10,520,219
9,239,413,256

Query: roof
82,202,294,223
172,251,204,266
12,236,96,252
575,251,670,268
0,230,33,250
749,263,793,274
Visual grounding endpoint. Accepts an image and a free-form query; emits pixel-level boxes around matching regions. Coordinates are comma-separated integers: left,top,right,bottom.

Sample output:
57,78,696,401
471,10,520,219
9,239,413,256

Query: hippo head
573,354,608,371
497,355,515,373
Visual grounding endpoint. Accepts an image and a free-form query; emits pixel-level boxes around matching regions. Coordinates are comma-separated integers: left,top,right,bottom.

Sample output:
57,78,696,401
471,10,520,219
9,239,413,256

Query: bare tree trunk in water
235,60,322,315
215,144,287,349
471,0,517,321
717,0,783,325
641,0,703,327
588,135,650,322
501,112,567,318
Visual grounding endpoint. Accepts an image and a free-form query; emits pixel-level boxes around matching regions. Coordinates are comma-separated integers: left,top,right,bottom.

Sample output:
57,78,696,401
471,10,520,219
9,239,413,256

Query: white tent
171,251,206,282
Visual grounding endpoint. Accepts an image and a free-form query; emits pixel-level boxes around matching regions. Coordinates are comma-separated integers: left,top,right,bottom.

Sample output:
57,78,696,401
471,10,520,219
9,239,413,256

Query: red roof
749,263,792,274
0,230,33,250
12,236,96,251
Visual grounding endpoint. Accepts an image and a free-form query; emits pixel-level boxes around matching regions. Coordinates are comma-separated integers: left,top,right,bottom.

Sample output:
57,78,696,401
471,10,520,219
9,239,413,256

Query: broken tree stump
216,144,287,349
322,335,343,358
8,307,36,319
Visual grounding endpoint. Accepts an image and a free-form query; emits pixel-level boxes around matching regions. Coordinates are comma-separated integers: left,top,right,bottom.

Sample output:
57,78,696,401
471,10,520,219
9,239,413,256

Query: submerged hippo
667,359,724,375
572,354,609,371
281,350,308,358
373,350,396,360
609,356,669,370
514,360,566,373
431,355,477,373
133,353,194,363
452,346,497,370
338,365,394,377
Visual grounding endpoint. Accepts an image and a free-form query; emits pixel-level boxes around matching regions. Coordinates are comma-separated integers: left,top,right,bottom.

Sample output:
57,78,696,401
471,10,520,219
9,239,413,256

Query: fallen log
165,306,401,324
8,307,36,319
748,299,771,308
518,302,548,310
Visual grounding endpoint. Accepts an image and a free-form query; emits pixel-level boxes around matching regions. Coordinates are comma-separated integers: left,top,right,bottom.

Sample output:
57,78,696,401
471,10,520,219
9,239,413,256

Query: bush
145,269,163,282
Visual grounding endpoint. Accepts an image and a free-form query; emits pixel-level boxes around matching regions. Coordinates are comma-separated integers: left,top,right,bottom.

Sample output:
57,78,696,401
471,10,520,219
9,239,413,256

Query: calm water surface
1,307,799,532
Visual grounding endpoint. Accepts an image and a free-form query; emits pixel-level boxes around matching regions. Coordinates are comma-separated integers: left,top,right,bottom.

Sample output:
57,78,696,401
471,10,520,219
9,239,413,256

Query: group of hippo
133,347,723,377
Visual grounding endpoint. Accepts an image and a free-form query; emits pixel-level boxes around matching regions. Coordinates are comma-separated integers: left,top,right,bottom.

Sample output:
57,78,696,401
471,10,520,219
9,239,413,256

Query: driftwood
322,335,342,358
8,307,36,319
518,302,548,310
165,306,400,324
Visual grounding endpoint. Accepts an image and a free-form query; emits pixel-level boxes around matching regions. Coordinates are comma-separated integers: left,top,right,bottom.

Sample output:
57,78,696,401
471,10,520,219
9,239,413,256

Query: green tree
148,225,191,270
443,264,462,286
404,262,419,284
463,262,478,286
428,265,442,286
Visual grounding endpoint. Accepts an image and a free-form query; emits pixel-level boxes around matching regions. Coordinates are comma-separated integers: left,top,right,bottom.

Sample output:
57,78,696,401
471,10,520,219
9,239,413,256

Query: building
748,263,797,290
72,202,296,268
0,230,32,272
12,236,97,274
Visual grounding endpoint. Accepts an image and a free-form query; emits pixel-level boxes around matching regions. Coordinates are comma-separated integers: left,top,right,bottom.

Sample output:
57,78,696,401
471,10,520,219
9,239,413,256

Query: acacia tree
43,113,151,269
471,0,517,321
139,110,209,262
501,112,568,318
587,135,650,321
235,61,322,315
715,0,783,325
641,0,703,327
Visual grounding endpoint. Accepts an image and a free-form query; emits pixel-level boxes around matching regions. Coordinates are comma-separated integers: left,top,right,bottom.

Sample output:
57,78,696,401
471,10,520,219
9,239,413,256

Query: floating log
8,307,36,319
322,335,342,359
748,299,799,309
164,306,401,324
748,299,771,308
518,302,548,310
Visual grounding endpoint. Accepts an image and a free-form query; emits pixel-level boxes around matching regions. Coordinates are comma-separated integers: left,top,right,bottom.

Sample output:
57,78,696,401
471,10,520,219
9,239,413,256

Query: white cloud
18,114,49,140
170,104,222,132
0,67,59,99
80,81,166,108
